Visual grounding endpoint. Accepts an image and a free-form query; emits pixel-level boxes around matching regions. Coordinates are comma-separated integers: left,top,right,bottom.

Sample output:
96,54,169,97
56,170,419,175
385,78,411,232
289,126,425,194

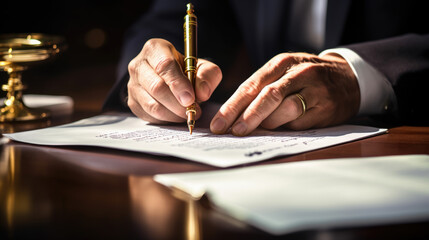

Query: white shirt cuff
319,48,397,116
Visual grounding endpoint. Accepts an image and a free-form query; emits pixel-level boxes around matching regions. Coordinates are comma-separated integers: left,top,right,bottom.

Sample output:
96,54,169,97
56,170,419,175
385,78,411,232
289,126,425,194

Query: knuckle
128,57,149,80
201,63,222,82
127,79,133,89
154,56,177,76
301,62,324,75
128,58,138,74
273,53,293,63
147,101,161,116
144,99,164,119
210,64,223,80
246,107,265,122
131,39,164,74
127,93,165,124
267,53,295,72
127,75,139,89
219,103,241,118
148,78,166,96
261,85,284,103
265,57,282,72
238,80,261,97
127,96,136,109
127,81,138,100
163,78,186,98
143,38,160,52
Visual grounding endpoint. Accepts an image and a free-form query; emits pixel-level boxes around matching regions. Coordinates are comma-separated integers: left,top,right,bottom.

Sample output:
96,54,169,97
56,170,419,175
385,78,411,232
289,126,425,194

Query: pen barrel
184,4,197,87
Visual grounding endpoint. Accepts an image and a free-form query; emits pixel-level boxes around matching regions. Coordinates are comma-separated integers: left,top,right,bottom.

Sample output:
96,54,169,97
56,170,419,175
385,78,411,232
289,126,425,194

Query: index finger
209,54,298,134
144,39,195,107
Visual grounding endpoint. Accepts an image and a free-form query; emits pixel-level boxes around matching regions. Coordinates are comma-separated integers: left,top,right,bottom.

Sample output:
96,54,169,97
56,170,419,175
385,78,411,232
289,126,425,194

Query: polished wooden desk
1,111,429,240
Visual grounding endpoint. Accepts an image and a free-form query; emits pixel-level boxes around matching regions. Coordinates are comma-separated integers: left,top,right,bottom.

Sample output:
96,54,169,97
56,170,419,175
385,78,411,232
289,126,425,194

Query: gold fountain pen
184,3,198,134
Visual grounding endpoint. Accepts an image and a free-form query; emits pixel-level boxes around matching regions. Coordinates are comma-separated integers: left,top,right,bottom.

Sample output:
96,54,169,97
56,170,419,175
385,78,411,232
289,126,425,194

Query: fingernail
179,92,193,106
232,122,247,136
211,117,226,133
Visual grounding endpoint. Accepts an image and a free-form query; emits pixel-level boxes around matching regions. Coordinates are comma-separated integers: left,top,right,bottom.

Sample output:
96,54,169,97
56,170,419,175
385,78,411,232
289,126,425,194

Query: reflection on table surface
1,112,429,239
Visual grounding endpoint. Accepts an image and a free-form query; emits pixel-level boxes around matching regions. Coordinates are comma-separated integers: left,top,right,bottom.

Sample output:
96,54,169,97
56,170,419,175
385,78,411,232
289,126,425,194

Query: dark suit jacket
104,0,429,125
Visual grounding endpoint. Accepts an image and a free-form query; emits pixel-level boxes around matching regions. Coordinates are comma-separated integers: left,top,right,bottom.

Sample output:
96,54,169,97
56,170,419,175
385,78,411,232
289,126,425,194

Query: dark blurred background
1,0,152,112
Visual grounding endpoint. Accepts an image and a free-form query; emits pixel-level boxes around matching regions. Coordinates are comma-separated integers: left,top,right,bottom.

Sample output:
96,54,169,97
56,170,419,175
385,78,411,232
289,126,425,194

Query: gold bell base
0,100,50,122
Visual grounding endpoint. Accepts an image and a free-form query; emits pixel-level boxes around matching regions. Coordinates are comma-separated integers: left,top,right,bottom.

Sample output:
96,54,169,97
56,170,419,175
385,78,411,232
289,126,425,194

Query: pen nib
188,124,194,135
187,117,195,135
186,104,196,135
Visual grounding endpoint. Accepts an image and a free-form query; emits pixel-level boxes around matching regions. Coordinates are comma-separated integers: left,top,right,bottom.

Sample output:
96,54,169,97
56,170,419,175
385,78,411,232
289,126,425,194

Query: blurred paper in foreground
155,155,429,235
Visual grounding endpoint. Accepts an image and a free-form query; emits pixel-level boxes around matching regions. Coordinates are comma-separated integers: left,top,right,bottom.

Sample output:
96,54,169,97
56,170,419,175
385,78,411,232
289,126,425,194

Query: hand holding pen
126,6,222,128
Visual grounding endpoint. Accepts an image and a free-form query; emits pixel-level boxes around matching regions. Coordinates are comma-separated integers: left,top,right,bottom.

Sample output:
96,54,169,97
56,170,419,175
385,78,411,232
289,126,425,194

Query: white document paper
5,114,386,167
155,155,429,235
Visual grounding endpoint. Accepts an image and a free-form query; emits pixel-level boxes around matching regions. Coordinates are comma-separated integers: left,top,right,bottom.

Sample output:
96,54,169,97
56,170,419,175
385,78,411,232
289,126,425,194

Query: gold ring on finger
295,93,306,118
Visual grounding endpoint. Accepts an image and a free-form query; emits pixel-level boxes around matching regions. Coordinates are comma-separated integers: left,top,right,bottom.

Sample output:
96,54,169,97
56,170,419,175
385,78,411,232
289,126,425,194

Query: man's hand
127,38,222,124
210,52,360,136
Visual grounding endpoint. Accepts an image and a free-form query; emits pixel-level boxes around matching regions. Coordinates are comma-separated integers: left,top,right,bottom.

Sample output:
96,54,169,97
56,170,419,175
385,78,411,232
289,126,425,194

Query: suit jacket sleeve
346,34,429,125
